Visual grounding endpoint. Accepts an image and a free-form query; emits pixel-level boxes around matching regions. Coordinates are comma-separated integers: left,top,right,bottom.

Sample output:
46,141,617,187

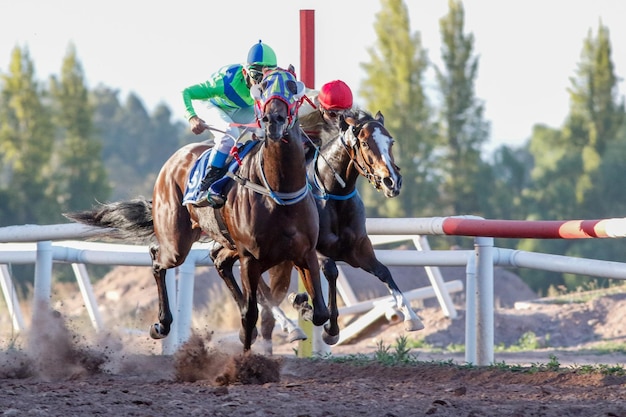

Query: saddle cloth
182,140,259,205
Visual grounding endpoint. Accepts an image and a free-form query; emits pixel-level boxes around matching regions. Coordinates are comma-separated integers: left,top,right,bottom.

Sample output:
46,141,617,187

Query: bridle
310,118,393,201
340,120,391,191
228,68,310,205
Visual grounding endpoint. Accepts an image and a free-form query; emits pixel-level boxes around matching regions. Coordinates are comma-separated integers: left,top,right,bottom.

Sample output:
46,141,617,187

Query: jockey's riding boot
194,165,226,208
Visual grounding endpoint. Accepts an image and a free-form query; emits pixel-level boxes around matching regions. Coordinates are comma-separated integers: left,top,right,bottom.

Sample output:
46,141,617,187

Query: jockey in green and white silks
181,40,278,207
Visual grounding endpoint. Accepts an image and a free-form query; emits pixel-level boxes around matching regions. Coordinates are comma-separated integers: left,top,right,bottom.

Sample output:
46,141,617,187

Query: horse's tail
64,198,155,244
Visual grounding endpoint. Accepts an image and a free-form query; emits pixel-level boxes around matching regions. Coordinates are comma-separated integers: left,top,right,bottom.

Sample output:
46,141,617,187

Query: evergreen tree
434,0,491,217
49,44,111,212
360,0,437,217
568,23,625,218
521,22,626,294
0,46,57,225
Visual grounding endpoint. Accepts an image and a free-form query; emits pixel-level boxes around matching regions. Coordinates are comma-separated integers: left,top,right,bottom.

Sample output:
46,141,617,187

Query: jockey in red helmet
298,80,354,157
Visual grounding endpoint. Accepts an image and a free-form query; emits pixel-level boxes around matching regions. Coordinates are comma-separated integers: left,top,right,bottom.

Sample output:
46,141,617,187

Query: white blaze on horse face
372,126,397,179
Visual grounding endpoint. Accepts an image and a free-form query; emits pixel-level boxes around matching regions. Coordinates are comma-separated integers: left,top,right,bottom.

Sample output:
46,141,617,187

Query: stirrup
194,191,225,208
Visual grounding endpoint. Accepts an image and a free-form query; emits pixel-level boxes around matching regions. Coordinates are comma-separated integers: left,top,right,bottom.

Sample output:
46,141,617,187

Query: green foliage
49,43,111,213
434,0,491,222
360,0,437,217
0,46,58,225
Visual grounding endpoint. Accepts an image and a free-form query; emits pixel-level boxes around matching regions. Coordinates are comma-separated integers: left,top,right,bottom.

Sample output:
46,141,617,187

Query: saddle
182,139,260,205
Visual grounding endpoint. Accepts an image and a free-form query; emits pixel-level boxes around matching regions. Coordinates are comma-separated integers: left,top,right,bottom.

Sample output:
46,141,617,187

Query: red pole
300,9,315,89
441,217,617,239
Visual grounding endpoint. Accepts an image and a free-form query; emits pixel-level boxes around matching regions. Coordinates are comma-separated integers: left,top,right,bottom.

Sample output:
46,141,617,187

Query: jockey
182,40,278,207
298,79,354,154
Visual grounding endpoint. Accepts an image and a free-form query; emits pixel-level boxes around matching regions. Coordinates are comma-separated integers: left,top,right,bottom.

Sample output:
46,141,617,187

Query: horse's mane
318,108,374,147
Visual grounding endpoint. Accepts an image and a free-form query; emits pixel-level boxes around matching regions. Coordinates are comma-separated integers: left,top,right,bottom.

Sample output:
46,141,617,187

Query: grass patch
316,337,626,377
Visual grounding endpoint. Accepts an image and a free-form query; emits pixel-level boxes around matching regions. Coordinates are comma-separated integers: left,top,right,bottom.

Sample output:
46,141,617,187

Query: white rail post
71,263,104,332
412,236,458,319
475,236,494,366
464,255,477,364
0,264,25,332
161,268,178,355
33,240,53,315
177,259,196,347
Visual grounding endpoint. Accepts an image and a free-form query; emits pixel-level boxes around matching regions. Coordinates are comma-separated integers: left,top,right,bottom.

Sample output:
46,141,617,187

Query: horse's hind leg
149,245,173,339
262,262,307,347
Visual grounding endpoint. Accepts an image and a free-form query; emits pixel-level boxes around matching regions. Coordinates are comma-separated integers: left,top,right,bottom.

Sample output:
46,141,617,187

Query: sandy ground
2,266,626,416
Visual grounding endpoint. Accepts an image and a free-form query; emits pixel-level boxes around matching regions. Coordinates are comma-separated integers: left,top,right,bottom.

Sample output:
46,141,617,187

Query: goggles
322,108,346,119
247,65,274,83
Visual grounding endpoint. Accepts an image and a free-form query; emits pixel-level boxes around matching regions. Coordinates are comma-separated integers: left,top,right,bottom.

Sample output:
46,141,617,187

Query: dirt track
3,270,626,416
1,351,625,417
1,308,626,417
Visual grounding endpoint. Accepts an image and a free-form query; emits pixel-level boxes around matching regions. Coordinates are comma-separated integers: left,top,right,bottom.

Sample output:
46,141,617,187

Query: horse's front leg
149,245,173,339
239,257,261,352
295,251,330,327
319,256,340,345
365,258,424,332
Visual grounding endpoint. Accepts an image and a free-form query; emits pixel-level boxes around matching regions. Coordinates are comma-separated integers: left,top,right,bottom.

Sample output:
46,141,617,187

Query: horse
304,109,425,341
213,109,425,352
65,68,330,353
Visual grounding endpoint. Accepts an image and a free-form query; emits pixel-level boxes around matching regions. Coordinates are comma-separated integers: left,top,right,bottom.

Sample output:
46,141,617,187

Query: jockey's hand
189,116,209,135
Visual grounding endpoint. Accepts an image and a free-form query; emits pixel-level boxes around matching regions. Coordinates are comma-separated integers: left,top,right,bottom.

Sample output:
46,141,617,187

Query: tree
434,0,491,218
49,44,111,212
360,0,437,218
0,46,57,225
520,22,626,294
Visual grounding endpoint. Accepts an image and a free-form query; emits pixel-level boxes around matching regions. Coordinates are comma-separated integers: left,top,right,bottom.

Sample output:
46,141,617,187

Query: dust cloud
1,305,282,385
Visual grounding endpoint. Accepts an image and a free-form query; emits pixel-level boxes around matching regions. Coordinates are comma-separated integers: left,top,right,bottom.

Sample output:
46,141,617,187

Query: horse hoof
322,330,339,345
287,328,308,343
404,317,425,332
288,292,309,308
149,323,168,339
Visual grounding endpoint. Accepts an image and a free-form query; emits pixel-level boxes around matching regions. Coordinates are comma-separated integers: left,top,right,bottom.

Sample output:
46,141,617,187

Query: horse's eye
361,141,369,149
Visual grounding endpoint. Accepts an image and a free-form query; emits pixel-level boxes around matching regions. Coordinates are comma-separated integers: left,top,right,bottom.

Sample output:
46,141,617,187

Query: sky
1,0,625,155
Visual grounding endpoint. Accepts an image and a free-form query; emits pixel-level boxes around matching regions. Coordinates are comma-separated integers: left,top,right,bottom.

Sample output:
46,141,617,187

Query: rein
341,122,385,190
226,146,310,205
309,149,357,201
310,119,386,201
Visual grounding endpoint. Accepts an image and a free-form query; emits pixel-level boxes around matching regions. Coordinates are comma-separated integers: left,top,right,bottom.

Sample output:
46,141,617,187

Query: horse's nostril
383,177,394,188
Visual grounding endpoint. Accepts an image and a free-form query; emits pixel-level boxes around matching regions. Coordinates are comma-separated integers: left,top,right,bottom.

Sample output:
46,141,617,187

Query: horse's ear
344,115,357,126
250,84,263,100
294,81,306,99
375,111,384,124
285,80,306,99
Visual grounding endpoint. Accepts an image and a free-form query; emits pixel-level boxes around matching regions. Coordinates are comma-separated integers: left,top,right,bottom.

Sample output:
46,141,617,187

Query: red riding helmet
318,80,353,110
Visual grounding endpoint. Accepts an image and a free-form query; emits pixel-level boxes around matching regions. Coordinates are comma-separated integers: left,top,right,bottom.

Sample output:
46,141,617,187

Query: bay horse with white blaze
65,68,330,352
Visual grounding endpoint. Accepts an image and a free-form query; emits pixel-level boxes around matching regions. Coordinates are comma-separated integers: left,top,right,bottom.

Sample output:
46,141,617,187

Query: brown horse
305,110,424,342
65,68,330,352
214,109,425,352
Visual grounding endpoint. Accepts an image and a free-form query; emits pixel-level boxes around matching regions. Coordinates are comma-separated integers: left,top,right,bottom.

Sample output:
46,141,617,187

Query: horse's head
251,67,305,141
342,111,402,198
